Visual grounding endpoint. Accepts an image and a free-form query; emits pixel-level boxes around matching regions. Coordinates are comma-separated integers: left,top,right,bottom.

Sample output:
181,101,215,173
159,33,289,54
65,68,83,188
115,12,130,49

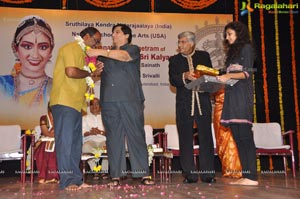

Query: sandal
38,179,46,184
65,184,80,191
45,178,59,184
100,173,109,180
108,178,120,187
141,176,155,186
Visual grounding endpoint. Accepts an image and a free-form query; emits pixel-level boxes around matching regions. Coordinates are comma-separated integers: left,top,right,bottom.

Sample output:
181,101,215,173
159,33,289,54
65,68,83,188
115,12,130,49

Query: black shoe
201,177,216,183
183,178,198,184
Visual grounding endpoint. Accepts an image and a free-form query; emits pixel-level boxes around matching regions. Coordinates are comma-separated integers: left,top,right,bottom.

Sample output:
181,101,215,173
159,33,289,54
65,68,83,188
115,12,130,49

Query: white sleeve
82,115,90,136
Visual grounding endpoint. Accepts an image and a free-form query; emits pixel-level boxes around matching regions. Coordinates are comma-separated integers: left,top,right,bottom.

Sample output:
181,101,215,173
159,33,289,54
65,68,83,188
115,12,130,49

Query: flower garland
234,0,239,21
11,61,22,77
151,0,155,12
257,0,268,172
273,0,285,132
91,147,105,172
147,144,154,166
289,0,300,161
259,0,270,123
24,129,36,171
62,0,67,9
74,35,96,102
246,0,253,39
25,129,35,135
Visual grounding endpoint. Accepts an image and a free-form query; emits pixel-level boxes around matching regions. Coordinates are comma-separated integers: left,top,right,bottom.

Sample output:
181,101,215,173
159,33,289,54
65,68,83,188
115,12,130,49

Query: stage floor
0,172,299,199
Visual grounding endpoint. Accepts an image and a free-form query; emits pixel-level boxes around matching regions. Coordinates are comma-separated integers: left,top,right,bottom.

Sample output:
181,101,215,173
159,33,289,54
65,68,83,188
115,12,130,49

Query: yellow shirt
50,41,87,112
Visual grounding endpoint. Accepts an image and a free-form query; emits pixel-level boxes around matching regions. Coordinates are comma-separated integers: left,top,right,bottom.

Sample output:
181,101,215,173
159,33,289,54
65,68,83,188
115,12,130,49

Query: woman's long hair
223,21,252,66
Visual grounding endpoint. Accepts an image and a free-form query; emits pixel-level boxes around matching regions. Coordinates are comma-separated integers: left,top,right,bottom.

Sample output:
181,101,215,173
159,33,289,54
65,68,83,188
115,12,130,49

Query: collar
181,49,196,58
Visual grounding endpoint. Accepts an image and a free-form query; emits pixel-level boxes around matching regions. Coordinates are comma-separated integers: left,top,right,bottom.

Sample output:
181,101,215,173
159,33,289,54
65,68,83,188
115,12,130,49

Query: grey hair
178,31,195,44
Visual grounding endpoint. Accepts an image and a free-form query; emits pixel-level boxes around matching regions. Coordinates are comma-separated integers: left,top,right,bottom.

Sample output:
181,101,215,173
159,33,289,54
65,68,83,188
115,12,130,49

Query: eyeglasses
92,36,101,45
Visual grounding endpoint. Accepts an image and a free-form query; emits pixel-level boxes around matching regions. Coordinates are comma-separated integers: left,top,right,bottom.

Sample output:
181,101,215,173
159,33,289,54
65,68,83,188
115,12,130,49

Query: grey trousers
101,101,149,178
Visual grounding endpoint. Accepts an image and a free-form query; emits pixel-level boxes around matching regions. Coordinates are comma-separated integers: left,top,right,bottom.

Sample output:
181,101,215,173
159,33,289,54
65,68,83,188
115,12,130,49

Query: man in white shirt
82,98,108,179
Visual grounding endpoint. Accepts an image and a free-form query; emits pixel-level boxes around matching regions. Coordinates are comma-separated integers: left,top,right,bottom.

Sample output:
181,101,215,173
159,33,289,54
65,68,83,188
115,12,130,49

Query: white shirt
82,113,106,143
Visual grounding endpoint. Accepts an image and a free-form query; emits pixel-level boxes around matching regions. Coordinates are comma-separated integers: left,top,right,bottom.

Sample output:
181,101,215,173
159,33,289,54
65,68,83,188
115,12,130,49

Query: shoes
141,176,155,186
201,177,216,183
183,178,198,184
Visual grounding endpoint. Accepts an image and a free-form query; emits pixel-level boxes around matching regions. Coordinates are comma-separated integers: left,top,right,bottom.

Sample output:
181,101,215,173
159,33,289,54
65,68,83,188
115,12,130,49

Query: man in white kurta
82,98,108,176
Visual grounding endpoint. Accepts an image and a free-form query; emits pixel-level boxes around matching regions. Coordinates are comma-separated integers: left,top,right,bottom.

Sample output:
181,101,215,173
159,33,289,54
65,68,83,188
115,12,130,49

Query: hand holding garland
74,36,104,102
90,61,104,82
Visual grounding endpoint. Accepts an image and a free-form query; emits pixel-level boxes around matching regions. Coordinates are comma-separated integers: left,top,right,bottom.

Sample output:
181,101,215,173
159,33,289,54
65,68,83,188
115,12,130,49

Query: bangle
106,49,110,57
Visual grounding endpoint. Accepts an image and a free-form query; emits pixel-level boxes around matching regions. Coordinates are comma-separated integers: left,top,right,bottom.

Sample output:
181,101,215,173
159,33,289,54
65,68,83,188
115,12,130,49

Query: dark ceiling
0,0,234,14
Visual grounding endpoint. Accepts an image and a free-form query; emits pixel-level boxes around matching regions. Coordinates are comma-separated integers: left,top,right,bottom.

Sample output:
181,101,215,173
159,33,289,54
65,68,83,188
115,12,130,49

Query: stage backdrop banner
0,7,232,129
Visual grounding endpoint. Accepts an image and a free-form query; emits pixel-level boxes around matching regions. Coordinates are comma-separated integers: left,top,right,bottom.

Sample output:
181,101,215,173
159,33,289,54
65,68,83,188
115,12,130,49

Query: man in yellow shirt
50,27,103,191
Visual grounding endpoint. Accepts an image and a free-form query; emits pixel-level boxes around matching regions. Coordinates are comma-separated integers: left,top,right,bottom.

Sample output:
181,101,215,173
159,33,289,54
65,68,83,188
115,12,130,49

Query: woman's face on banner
16,31,52,74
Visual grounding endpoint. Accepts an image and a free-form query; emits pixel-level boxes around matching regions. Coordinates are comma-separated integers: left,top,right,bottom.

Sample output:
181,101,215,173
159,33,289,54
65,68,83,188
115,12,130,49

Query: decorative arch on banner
85,0,132,8
0,0,32,4
170,0,217,10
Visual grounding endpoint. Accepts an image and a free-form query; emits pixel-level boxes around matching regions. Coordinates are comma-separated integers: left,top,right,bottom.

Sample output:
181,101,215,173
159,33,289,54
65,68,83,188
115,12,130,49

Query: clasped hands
90,128,106,136
90,61,104,81
86,48,104,81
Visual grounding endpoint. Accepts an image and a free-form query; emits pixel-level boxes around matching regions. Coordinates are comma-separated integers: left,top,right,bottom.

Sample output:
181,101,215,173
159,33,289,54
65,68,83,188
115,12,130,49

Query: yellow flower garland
74,36,96,102
91,147,105,172
25,129,35,135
